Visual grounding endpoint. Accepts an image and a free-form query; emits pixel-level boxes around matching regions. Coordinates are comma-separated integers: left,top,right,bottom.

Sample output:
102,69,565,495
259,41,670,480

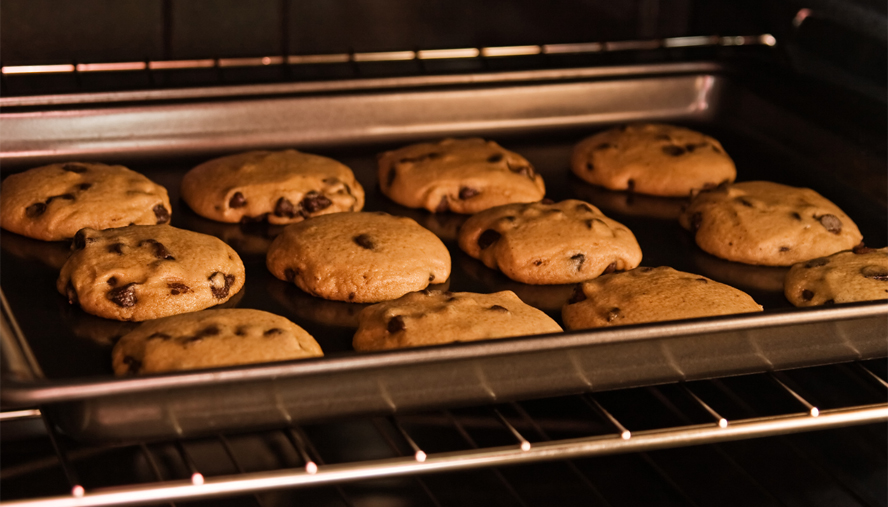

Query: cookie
0,162,171,241
57,225,245,321
353,290,563,351
784,245,888,306
678,181,864,266
458,200,643,284
571,123,736,197
377,138,546,214
266,212,451,303
181,149,364,225
111,309,323,375
562,266,762,329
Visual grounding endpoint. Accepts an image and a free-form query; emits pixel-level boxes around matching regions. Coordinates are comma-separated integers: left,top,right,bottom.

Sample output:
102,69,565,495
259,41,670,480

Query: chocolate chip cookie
58,225,245,321
458,199,642,284
562,266,762,329
571,123,736,197
784,245,888,306
377,138,546,214
0,162,171,241
678,181,863,266
181,149,364,225
112,309,323,375
353,290,563,351
266,212,451,303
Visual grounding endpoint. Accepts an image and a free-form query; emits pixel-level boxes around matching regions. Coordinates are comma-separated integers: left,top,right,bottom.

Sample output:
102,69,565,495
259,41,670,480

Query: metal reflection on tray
572,181,688,220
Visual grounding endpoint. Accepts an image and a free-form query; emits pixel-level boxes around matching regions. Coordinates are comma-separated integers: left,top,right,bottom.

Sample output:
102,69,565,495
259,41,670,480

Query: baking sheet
1,64,885,441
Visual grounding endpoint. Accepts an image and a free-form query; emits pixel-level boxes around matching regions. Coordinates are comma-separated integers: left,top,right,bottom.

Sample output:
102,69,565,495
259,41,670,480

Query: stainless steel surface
1,64,886,442
2,362,885,506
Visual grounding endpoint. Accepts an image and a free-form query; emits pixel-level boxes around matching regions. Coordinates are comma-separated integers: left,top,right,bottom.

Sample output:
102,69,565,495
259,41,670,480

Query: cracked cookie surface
784,246,888,306
112,308,322,375
354,290,562,351
678,181,863,266
266,212,450,303
377,138,546,214
571,123,736,197
58,225,245,321
562,266,762,329
1,162,171,241
181,150,364,224
458,199,642,284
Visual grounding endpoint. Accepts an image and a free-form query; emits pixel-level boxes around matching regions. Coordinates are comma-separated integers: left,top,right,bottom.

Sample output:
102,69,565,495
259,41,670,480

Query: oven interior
1,1,886,505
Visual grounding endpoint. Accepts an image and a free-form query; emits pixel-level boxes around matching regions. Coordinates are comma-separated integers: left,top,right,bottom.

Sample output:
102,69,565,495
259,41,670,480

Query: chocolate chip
662,145,686,156
575,203,594,213
229,192,246,208
25,202,46,218
46,194,75,204
627,179,635,193
274,197,296,218
348,292,356,301
264,328,283,336
107,283,137,307
823,299,835,305
208,272,235,299
153,204,170,224
143,240,174,260
63,163,87,173
711,145,722,154
639,267,654,273
508,164,535,178
780,246,791,252
738,198,754,208
690,212,703,233
148,332,171,341
66,282,78,305
478,229,501,250
568,285,587,304
72,230,91,250
489,305,509,312
77,183,92,191
571,253,585,271
487,153,504,163
107,243,124,255
818,214,842,234
696,278,708,283
301,191,332,215
107,277,118,286
790,212,802,220
861,266,888,281
803,258,828,269
533,260,544,266
586,162,594,171
541,198,555,205
167,282,190,295
284,268,299,282
435,196,450,213
459,187,479,200
123,355,142,374
603,262,617,274
429,274,435,282
387,315,406,334
685,143,707,152
801,289,814,301
186,325,221,343
386,167,397,187
234,327,248,336
595,143,614,150
853,243,874,255
606,307,621,322
353,234,376,250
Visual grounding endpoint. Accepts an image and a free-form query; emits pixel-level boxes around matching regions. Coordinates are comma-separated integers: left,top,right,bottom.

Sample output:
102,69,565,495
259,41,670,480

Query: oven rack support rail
2,361,885,507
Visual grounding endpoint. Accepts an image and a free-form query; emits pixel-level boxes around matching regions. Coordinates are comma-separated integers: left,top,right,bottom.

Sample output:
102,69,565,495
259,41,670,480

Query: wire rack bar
4,403,883,507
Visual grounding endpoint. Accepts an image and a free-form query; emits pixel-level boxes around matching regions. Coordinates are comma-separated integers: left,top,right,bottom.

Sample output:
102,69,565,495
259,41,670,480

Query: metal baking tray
1,62,886,442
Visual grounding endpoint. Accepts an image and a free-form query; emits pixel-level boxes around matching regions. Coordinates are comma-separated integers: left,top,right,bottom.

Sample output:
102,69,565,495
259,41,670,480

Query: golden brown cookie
353,290,562,351
0,162,171,241
377,138,546,214
58,225,245,321
562,266,762,329
784,245,888,306
181,150,364,225
571,124,736,197
678,181,863,266
458,200,643,284
266,212,451,303
112,309,322,375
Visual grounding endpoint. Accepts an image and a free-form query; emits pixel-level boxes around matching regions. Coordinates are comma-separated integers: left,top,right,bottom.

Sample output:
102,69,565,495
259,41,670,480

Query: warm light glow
305,462,318,474
719,419,729,428
520,441,531,451
191,473,205,485
415,451,427,462
72,485,85,497
621,431,631,440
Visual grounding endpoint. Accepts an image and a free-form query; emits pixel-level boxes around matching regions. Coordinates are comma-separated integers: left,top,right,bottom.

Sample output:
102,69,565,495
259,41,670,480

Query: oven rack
2,359,886,507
